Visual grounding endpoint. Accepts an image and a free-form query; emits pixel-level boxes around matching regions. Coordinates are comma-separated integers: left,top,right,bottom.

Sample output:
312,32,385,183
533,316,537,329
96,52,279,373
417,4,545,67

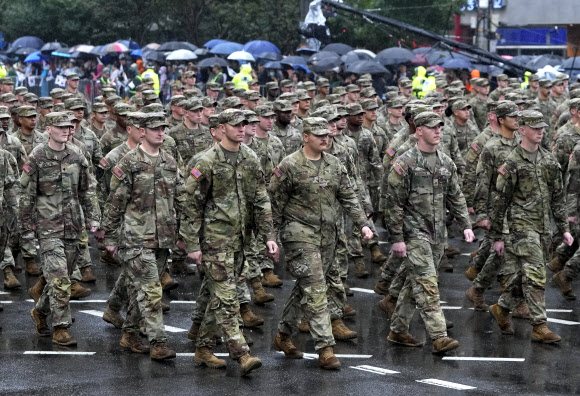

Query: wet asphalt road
0,226,579,396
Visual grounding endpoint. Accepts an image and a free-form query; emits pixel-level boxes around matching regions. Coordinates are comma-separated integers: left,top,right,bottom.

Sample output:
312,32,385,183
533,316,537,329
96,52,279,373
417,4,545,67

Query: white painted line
546,309,573,313
26,299,107,303
79,310,105,317
350,365,399,375
441,306,462,310
164,325,187,333
335,354,373,358
170,301,196,304
417,379,476,390
177,353,229,357
24,351,96,355
440,301,447,304
349,288,375,294
0,291,10,295
79,310,187,332
460,253,471,256
0,301,13,303
442,357,524,362
378,241,389,245
547,318,580,325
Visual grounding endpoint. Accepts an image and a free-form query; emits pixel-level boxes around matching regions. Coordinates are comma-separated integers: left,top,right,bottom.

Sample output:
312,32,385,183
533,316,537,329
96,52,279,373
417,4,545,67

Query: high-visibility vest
142,69,160,95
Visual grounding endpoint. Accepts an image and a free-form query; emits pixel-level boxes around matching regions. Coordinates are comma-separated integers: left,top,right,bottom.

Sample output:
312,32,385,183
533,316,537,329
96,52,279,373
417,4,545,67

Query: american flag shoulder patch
22,163,32,174
470,143,480,152
386,147,395,157
273,167,283,177
113,166,124,179
191,167,202,179
394,163,405,176
498,166,507,175
99,158,109,167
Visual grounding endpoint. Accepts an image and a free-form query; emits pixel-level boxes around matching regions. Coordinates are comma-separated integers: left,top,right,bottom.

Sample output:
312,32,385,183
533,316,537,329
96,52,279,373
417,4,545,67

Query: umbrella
197,57,229,68
0,54,11,62
24,50,49,63
308,51,340,64
561,57,580,70
425,50,449,66
210,42,243,55
203,39,229,49
227,51,255,62
14,47,37,56
90,46,106,56
143,43,160,50
345,60,388,74
376,47,414,65
435,53,471,66
257,52,283,62
263,61,282,70
11,36,44,50
131,49,142,57
166,49,198,61
143,51,165,62
413,47,432,54
341,52,363,66
280,56,307,66
322,43,353,55
410,54,428,66
194,48,209,56
116,40,140,50
311,58,342,73
441,58,474,70
352,49,376,59
52,51,71,58
158,41,197,52
104,42,129,53
243,40,280,56
41,42,66,53
526,54,564,71
511,55,534,67
71,44,95,54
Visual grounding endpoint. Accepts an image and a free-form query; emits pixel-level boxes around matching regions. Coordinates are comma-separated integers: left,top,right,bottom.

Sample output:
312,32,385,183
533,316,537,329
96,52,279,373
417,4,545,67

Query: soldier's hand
266,241,280,263
176,240,186,251
468,207,475,215
568,217,577,224
106,245,118,256
94,229,105,242
90,226,98,233
476,219,490,230
188,251,202,264
492,241,504,256
563,232,574,246
392,241,407,257
361,226,373,240
464,229,475,243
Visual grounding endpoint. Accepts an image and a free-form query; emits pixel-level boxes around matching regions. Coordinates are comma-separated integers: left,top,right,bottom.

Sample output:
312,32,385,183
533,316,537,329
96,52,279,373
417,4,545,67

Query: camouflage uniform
468,90,488,131
270,123,302,156
535,94,557,149
443,117,480,158
12,128,47,156
560,145,580,280
0,148,19,268
462,125,497,208
100,103,136,156
167,122,212,167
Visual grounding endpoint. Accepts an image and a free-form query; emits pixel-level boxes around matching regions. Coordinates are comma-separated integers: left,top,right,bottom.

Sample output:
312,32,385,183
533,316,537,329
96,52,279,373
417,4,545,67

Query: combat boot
331,319,357,340
52,327,77,346
446,319,454,329
250,277,274,304
238,353,262,376
464,266,480,282
29,276,47,303
240,303,264,327
103,306,125,329
374,279,391,295
548,255,565,273
465,286,489,311
512,301,530,319
370,245,387,263
161,300,170,313
261,269,283,287
343,281,354,296
318,346,341,370
30,308,50,337
344,305,356,318
354,257,369,278
3,267,21,289
188,321,201,341
194,346,227,368
24,258,41,276
100,249,120,266
241,327,254,346
150,341,176,360
445,246,460,258
70,281,91,300
531,324,561,344
160,270,179,291
432,337,459,354
80,266,96,283
387,331,424,347
379,294,397,318
272,332,303,359
553,270,576,300
489,303,514,334
298,319,309,333
439,255,453,272
120,332,150,353
470,248,479,260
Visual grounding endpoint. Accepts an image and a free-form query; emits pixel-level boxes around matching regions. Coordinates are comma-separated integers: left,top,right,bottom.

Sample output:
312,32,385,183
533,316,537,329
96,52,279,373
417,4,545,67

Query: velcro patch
273,167,283,178
386,147,395,157
113,166,124,179
394,163,405,176
191,167,202,179
470,143,480,152
22,163,32,174
99,158,109,167
498,166,507,175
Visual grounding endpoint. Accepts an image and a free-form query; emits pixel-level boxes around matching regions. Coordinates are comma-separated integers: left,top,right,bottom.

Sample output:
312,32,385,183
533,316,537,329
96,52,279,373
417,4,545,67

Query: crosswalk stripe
442,357,524,362
350,365,399,375
170,301,196,304
349,288,375,294
24,351,96,355
546,309,573,313
78,310,187,332
547,318,580,325
416,379,476,390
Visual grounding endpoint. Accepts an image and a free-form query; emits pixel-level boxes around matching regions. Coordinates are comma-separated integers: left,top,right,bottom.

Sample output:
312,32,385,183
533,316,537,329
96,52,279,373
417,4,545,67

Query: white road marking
24,351,96,355
0,291,10,295
378,241,389,245
79,310,187,332
176,353,228,357
170,301,196,304
0,301,13,303
546,309,573,313
349,288,375,294
350,365,399,375
441,306,462,310
25,299,107,303
460,253,471,256
440,301,447,304
547,318,580,325
416,379,476,390
442,357,525,362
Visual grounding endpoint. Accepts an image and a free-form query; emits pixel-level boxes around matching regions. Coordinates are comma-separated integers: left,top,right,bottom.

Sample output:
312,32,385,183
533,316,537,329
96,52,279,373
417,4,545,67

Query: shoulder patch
553,134,558,141
22,163,32,174
99,158,109,167
386,147,395,157
113,166,124,179
470,143,480,152
191,167,202,179
498,166,507,175
273,167,283,178
394,163,405,176
570,152,574,161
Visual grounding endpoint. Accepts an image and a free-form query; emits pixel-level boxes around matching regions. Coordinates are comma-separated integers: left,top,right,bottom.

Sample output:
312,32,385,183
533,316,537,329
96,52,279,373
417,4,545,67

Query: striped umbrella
103,42,129,53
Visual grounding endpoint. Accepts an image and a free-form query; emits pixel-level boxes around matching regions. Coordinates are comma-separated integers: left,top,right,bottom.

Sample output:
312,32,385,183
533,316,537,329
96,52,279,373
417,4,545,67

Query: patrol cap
414,111,444,128
505,92,524,105
358,80,373,88
569,83,580,92
142,90,158,101
444,87,463,97
50,88,65,99
508,83,521,90
64,97,85,110
254,105,275,117
0,77,14,85
266,81,279,91
279,92,298,103
521,100,538,110
17,105,37,117
143,112,169,129
486,100,499,112
171,80,184,90
66,73,80,81
201,96,216,108
243,110,259,123
92,102,108,113
142,77,155,85
273,100,293,112
280,79,293,88
568,98,580,110
398,77,411,85
333,86,346,96
311,105,339,122
407,104,432,119
14,87,28,96
126,111,145,127
223,81,236,90
0,106,10,119
335,104,348,116
473,78,490,87
302,81,316,91
141,103,164,113
218,109,246,125
360,87,377,98
105,95,121,107
130,96,144,107
45,111,73,127
345,103,364,115
312,99,330,110
361,99,379,110
296,89,311,101
233,88,246,97
53,103,65,112
243,90,261,101
346,84,360,93
248,78,260,87
184,98,203,111
94,96,104,103
170,95,187,107
400,80,413,89
359,73,372,81
135,84,148,93
326,94,342,104
37,97,53,109
184,88,202,98
303,117,330,135
539,79,553,88
529,74,540,82
388,96,406,108
206,82,220,91
507,77,519,84
386,86,400,94
0,93,17,103
182,71,196,79
317,78,330,87
223,96,243,108
60,93,73,101
208,115,220,129
9,104,21,114
451,99,471,111
495,101,520,118
556,73,570,82
435,78,448,88
553,79,565,86
496,74,508,82
114,103,136,116
519,110,548,128
449,80,465,89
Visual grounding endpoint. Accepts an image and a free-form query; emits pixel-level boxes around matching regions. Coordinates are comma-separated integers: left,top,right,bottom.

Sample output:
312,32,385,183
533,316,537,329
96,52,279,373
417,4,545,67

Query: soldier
279,92,303,132
271,100,303,155
100,103,136,156
386,111,474,353
381,96,406,142
180,109,276,375
254,105,286,173
264,81,279,102
23,93,39,108
36,97,53,132
167,98,212,166
200,97,216,127
0,77,14,94
243,90,261,111
65,98,103,170
166,95,187,128
345,84,360,104
303,81,317,100
89,102,109,139
443,99,480,160
469,78,490,131
23,112,100,346
552,98,580,179
280,79,293,93
269,116,373,370
182,70,197,90
13,105,46,156
102,113,184,360
64,73,89,109
314,78,330,102
551,78,567,106
205,82,220,100
489,110,572,344
535,80,557,147
295,89,311,119
104,95,122,130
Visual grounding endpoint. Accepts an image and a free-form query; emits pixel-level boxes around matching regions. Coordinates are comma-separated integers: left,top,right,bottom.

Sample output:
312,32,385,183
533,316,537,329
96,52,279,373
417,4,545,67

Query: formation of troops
0,68,578,376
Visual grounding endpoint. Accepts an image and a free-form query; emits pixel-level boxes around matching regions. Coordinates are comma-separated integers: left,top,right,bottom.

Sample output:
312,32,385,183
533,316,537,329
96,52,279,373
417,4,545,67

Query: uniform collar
136,144,169,165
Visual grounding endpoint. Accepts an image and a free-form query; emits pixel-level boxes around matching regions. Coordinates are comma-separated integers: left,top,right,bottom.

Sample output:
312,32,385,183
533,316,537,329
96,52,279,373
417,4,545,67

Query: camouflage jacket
75,124,103,170
246,139,275,186
167,122,213,166
552,122,580,179
0,130,27,169
364,123,388,162
443,119,479,158
270,122,303,155
180,144,275,253
103,146,185,249
468,95,488,131
269,150,368,246
96,142,132,209
378,117,405,143
20,142,100,240
491,144,568,239
386,145,470,244
100,125,128,157
290,117,304,133
565,143,580,218
0,148,19,227
535,97,557,143
12,129,47,157
439,126,466,174
89,123,106,140
345,126,383,187
256,134,286,168
463,126,497,207
166,115,182,129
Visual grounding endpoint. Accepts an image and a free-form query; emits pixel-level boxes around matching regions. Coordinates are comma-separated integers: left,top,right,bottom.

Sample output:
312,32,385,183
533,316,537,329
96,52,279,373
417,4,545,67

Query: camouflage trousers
245,232,275,280
473,235,516,290
562,243,580,280
0,225,8,265
278,242,341,351
196,250,250,360
554,223,579,264
498,231,549,326
390,238,447,340
0,246,14,270
77,228,92,269
120,248,168,343
471,232,494,271
0,216,37,269
36,238,80,328
379,252,403,283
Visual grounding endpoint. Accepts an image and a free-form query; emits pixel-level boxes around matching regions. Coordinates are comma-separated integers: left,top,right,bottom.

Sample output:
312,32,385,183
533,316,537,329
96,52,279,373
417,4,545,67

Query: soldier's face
144,126,165,146
553,84,564,95
308,90,316,99
184,77,196,86
275,110,292,125
1,117,9,129
319,86,329,95
453,108,470,122
303,132,329,153
299,99,311,111
207,90,219,99
327,120,338,136
250,84,260,92
347,113,363,126
48,125,71,144
73,109,84,120
67,80,79,90
127,125,145,144
246,100,259,110
93,111,108,123
40,107,52,116
347,92,359,103
540,87,551,96
19,115,37,130
364,109,377,122
498,81,508,89
244,121,258,137
186,109,203,124
290,102,299,114
500,115,519,131
401,87,412,97
530,81,539,89
432,106,444,117
258,115,275,131
70,120,80,135
117,115,127,128
222,122,246,143
417,125,441,146
203,106,215,117
336,116,347,130
172,105,185,117
520,125,543,145
0,84,13,94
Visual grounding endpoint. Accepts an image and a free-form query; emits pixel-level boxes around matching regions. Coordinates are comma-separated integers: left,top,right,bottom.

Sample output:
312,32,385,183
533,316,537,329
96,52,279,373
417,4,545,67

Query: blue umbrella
203,39,229,49
244,40,280,56
131,49,143,57
280,56,307,66
257,52,283,61
322,43,353,55
441,58,474,70
263,61,282,69
11,36,44,50
435,54,470,66
116,39,140,50
210,42,243,55
293,64,311,74
345,60,388,74
24,50,49,63
52,51,71,58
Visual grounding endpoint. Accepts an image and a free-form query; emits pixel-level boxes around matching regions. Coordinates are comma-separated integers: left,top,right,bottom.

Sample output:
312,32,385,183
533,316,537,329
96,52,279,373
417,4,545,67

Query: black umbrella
90,46,106,56
263,61,282,70
311,58,343,73
158,41,198,51
413,47,432,54
511,55,534,67
526,54,564,71
41,42,67,53
345,60,388,74
322,43,353,55
425,50,449,66
197,57,228,68
308,51,340,64
561,57,580,70
11,36,44,50
376,47,414,66
257,52,283,62
14,47,37,56
144,51,165,62
341,52,363,66
280,56,307,66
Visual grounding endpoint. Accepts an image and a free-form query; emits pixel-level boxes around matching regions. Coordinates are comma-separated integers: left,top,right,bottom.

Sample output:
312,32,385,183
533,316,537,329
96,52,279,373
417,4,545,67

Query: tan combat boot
512,301,530,319
238,353,262,375
188,321,201,341
379,294,397,318
120,332,150,353
298,319,309,333
439,255,453,272
318,346,341,370
354,257,369,278
531,324,562,344
445,246,460,258
387,331,424,347
343,281,353,296
29,276,47,303
553,270,576,300
161,300,170,313
80,266,96,283
100,249,120,266
272,332,303,359
374,279,391,295
432,337,459,354
150,341,176,360
548,255,565,273
465,285,489,311
470,248,479,259
464,266,480,282
70,281,91,300
240,303,264,327
103,306,125,328
331,319,357,340
370,245,387,263
250,277,274,304
489,303,514,334
160,270,179,291
24,258,41,276
194,346,227,368
261,269,283,287
3,267,21,289
344,305,356,318
30,308,50,337
53,327,77,346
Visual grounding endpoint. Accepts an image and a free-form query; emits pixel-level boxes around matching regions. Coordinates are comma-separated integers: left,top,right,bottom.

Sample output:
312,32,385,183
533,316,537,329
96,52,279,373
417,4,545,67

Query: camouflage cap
171,80,184,90
0,77,14,85
508,77,519,84
38,97,54,109
326,94,341,104
496,74,509,82
233,88,246,97
486,100,499,112
0,93,18,103
53,103,65,112
279,92,298,103
473,78,490,87
219,109,246,125
50,88,65,99
243,110,259,123
184,88,203,98
569,83,580,91
359,73,372,81
142,77,155,85
302,81,316,91
94,96,104,103
360,87,377,98
451,99,471,111
243,90,261,101
449,80,465,89
101,87,117,97
345,103,364,115
399,80,413,89
135,84,148,93
495,101,520,118
9,104,21,114
414,111,444,128
114,103,136,116
539,79,553,88
266,81,279,90
208,114,220,129
505,92,524,104
388,96,406,108
311,99,330,111
105,95,122,107
358,80,373,88
223,96,243,108
206,82,220,91
303,117,330,135
333,86,347,96
248,78,260,87
317,78,330,87
273,100,293,112
296,89,311,101
407,104,432,119
521,100,537,110
508,83,521,90
0,106,10,119
64,97,85,110
529,74,540,82
346,84,360,93
435,79,448,88
184,98,203,111
223,81,236,90
444,87,463,97
143,112,169,129
335,104,348,116
311,105,339,121
16,105,36,117
386,86,400,94
141,103,165,113
182,71,196,79
569,98,580,110
92,102,108,113
361,98,379,110
126,111,145,127
254,105,275,117
45,111,73,127
553,79,565,86
170,95,187,107
66,73,80,81
61,93,74,102
14,87,28,96
280,79,293,88
142,90,158,101
201,96,216,108
398,77,411,85
519,110,548,128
